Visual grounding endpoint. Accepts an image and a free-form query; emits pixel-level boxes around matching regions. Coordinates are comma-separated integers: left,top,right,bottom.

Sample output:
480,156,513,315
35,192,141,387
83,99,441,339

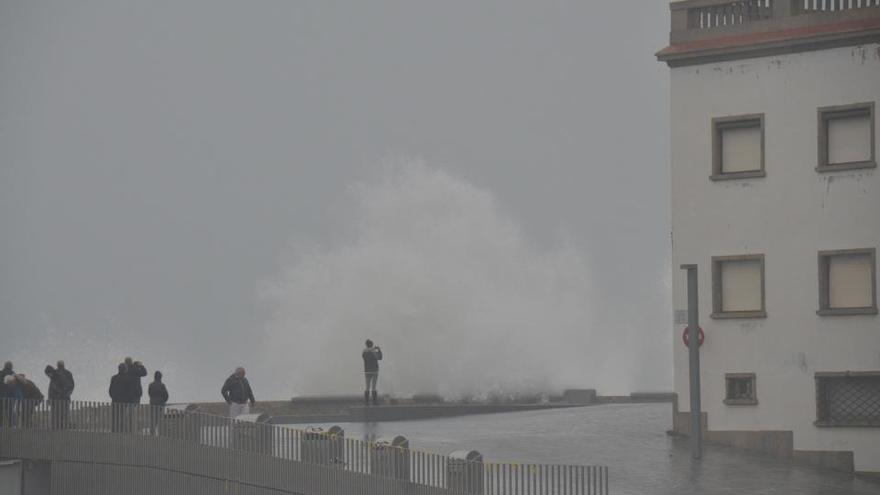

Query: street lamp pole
681,263,702,459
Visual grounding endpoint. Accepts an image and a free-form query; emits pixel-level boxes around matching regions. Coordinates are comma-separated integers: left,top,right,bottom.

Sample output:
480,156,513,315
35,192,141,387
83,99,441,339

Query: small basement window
711,114,765,180
817,102,876,172
815,372,880,427
818,249,878,316
724,373,757,406
712,254,766,319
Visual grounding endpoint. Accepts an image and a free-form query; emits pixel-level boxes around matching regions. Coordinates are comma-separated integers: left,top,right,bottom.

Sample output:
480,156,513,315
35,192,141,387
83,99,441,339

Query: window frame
724,373,758,406
817,248,878,317
814,371,880,428
711,254,767,319
711,113,766,181
816,102,876,173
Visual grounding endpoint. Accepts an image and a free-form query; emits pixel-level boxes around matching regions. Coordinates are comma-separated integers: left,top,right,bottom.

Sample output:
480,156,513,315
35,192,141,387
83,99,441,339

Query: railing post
671,2,691,31
775,0,800,16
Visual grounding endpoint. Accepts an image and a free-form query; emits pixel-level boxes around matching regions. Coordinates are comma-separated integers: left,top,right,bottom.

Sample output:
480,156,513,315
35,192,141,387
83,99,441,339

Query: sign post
680,264,702,459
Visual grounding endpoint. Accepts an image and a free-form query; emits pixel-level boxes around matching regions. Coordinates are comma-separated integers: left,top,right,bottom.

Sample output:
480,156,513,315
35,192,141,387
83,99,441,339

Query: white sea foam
262,162,635,399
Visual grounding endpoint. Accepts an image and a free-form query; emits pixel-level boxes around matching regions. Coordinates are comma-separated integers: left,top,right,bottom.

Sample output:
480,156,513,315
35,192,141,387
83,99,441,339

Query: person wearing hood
147,371,168,435
45,363,73,429
221,367,255,418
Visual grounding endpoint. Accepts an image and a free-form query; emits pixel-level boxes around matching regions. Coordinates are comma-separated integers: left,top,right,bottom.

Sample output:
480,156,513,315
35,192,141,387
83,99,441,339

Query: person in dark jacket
221,367,255,418
45,362,74,429
0,362,13,427
0,362,14,381
362,339,383,405
0,377,7,427
109,363,135,432
17,375,43,428
1,374,21,427
123,357,147,404
55,361,74,397
147,371,168,435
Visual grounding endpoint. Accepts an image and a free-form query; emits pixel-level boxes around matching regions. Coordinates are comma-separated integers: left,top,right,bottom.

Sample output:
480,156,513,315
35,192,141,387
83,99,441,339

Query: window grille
815,372,880,427
724,373,758,405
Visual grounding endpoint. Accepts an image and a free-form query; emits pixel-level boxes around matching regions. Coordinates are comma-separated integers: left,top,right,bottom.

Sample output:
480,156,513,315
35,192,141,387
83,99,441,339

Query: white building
658,1,880,474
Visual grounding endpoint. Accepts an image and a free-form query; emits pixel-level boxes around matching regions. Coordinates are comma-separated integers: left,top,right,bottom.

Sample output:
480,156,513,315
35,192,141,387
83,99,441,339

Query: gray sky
0,0,671,401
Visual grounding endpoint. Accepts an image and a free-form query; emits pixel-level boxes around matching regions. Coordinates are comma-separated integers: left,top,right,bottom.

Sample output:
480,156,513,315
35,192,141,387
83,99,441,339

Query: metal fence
688,1,774,29
0,399,609,495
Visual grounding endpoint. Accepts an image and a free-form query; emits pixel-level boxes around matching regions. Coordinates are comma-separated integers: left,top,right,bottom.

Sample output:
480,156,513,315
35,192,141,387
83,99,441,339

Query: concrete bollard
447,450,483,494
161,404,201,443
370,435,410,481
232,413,273,455
302,425,345,466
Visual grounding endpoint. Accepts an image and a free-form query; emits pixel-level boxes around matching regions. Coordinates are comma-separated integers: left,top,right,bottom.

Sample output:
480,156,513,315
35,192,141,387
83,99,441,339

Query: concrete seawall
188,391,674,424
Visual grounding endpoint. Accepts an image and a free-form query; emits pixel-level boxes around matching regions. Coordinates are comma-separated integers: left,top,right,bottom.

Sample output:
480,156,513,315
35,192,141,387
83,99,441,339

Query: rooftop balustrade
659,0,880,65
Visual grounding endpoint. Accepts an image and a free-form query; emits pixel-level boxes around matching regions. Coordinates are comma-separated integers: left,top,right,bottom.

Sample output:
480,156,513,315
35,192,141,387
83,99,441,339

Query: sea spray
262,163,630,399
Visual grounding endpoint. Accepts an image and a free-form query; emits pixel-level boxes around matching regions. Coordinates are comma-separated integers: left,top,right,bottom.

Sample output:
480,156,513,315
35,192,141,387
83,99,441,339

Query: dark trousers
50,399,70,429
20,402,37,428
149,405,164,435
111,403,131,433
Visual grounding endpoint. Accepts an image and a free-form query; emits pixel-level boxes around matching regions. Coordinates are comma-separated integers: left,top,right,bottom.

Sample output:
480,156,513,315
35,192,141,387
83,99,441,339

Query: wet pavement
309,402,880,495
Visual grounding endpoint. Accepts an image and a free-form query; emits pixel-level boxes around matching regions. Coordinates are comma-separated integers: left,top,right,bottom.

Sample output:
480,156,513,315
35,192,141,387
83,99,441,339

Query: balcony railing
668,0,880,39
800,0,880,12
689,0,774,30
659,0,880,64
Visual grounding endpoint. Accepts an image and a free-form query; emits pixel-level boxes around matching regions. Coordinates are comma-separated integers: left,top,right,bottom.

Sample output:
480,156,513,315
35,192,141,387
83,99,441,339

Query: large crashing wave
262,163,628,399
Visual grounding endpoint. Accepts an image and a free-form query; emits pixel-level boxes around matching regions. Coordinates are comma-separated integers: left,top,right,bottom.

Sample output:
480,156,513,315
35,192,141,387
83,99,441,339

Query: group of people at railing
1,360,68,428
1,339,385,432
0,357,172,432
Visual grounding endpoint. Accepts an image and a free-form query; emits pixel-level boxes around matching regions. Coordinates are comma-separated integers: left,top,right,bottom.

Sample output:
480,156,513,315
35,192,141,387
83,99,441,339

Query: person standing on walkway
2,375,22,427
0,362,14,427
0,362,14,382
148,371,168,435
17,375,43,428
221,367,255,418
123,357,147,404
362,339,383,406
45,362,74,429
109,363,135,433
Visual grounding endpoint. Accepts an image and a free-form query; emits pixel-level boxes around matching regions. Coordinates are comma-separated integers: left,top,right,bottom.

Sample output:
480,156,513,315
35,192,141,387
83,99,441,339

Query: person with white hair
221,367,255,418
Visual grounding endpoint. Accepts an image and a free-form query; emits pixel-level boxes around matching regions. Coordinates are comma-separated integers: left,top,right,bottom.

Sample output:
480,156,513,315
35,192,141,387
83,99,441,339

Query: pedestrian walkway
319,402,880,495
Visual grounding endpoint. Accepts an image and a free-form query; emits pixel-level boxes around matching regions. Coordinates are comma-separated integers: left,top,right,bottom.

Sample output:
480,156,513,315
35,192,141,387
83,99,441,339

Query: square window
711,254,766,319
724,373,757,406
815,372,880,427
711,114,765,180
818,249,878,316
817,102,876,172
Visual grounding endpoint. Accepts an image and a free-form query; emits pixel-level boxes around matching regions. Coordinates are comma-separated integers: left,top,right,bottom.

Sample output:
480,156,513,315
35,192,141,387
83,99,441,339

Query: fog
0,1,671,401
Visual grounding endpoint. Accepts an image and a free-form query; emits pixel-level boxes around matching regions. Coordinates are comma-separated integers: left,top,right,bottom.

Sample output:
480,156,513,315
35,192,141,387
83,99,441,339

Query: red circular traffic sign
682,326,705,348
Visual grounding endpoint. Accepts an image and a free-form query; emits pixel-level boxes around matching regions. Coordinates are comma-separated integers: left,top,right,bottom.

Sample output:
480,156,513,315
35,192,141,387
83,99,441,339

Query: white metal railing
0,399,610,495
801,0,880,11
689,0,774,29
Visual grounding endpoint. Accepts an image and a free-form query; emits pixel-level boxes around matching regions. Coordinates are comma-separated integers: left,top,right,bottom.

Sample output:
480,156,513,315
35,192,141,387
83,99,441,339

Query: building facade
658,0,880,473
